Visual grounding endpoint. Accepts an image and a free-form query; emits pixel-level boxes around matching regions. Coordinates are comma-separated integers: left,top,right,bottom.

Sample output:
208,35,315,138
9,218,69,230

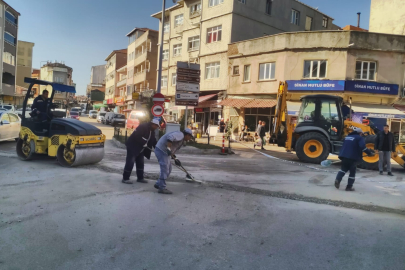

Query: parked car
104,112,115,125
15,107,31,118
126,110,147,129
71,107,82,116
88,110,98,119
0,105,16,112
110,113,126,127
70,111,80,120
97,111,106,123
0,111,20,142
52,109,70,118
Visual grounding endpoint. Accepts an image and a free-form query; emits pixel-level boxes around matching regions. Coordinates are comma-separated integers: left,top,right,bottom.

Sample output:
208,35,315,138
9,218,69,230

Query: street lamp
156,0,178,94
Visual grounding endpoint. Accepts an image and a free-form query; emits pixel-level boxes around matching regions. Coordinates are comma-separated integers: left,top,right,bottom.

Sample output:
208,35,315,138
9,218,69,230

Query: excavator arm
272,82,293,151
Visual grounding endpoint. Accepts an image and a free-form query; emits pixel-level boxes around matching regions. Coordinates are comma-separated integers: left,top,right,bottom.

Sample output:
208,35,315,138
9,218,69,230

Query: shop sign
353,112,405,119
345,81,399,95
132,92,140,100
287,80,345,91
195,108,203,113
107,99,114,104
116,102,124,106
115,97,124,103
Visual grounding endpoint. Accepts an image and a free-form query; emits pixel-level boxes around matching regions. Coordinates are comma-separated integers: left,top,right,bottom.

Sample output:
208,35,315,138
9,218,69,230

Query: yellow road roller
16,78,106,167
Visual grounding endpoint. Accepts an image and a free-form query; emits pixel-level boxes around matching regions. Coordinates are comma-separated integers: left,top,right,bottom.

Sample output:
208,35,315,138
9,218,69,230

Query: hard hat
151,119,160,126
353,127,363,133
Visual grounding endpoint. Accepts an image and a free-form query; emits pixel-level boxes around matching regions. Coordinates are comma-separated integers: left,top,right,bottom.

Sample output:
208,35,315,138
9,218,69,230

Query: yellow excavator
16,78,106,167
273,81,405,170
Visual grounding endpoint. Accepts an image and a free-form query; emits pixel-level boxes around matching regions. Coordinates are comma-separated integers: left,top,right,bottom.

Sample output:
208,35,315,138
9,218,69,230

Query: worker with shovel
154,128,194,194
122,119,160,184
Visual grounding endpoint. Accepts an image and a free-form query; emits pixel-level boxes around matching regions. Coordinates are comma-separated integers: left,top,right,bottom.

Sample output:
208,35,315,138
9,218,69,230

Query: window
266,0,272,15
238,0,246,4
298,99,316,123
190,3,201,16
209,0,224,7
161,76,168,87
259,62,276,80
164,22,170,33
303,60,327,79
188,36,200,51
207,26,222,43
233,66,239,75
244,65,251,82
162,49,169,60
174,14,184,27
5,11,17,25
172,73,177,86
305,16,313,31
355,61,376,81
320,100,339,121
4,32,16,45
205,62,220,79
3,52,14,66
291,9,300,25
322,17,328,28
173,44,182,56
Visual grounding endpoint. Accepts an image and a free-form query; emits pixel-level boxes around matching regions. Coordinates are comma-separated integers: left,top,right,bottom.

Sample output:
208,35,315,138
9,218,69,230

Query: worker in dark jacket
122,119,160,184
375,125,396,176
31,90,50,120
334,128,374,191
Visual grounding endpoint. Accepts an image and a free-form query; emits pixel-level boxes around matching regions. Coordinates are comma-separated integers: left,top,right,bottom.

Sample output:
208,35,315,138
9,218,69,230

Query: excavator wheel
295,132,330,164
358,135,379,171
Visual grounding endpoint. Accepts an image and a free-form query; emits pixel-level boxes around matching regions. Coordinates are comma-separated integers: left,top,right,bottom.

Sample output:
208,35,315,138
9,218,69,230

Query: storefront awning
351,103,405,118
218,98,277,108
199,94,217,103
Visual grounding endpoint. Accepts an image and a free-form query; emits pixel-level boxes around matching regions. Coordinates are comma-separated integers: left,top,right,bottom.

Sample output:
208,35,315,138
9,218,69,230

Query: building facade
152,0,338,125
224,31,405,134
369,0,405,35
31,68,40,98
39,61,74,105
125,28,159,112
0,1,20,105
104,49,127,110
87,65,106,105
16,40,34,88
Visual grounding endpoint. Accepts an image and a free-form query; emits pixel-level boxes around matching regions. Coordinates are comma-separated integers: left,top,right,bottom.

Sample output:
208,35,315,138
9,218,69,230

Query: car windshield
115,114,125,119
70,112,79,116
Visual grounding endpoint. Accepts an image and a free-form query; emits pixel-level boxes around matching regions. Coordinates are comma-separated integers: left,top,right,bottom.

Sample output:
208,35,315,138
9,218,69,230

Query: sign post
176,62,200,129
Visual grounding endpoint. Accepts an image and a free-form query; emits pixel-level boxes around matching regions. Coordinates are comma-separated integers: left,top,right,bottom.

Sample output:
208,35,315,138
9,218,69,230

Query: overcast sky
12,0,371,95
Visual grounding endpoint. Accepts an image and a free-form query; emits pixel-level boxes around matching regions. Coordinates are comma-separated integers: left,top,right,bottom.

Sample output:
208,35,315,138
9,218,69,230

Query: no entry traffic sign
153,93,165,105
151,104,164,117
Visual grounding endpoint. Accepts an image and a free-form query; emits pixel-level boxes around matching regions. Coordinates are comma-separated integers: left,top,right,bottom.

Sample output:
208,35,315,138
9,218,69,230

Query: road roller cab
16,77,106,167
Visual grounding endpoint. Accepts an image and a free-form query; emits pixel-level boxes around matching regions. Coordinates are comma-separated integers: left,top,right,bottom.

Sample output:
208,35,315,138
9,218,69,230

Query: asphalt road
1,155,405,270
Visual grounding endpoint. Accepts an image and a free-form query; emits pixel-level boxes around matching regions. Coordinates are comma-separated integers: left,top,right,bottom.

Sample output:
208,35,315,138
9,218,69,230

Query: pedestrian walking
259,121,266,150
122,119,160,184
256,120,262,135
334,128,374,191
375,125,396,176
254,123,264,149
154,128,194,194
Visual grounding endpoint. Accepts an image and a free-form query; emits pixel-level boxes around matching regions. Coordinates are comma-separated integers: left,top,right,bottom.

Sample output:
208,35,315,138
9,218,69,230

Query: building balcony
174,24,184,35
190,10,201,19
1,83,15,96
133,70,148,84
117,78,127,87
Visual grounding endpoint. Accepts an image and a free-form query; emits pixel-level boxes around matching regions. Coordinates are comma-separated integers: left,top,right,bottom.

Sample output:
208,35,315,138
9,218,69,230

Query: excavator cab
296,95,344,141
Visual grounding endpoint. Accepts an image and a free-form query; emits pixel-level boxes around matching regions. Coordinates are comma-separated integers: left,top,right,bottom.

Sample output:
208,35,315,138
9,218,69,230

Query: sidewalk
101,140,405,213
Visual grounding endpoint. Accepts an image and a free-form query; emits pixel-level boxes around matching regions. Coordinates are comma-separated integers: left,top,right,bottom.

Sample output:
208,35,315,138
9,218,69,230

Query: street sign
177,75,200,83
177,68,201,76
176,93,199,100
176,81,200,92
151,104,164,117
175,100,198,106
132,92,140,100
153,93,165,105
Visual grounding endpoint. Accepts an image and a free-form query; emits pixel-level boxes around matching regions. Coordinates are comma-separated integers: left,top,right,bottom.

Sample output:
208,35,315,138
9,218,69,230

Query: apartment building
369,0,405,35
0,1,20,106
152,0,338,123
124,28,159,112
104,49,127,110
87,65,106,105
31,68,40,98
222,31,405,134
16,41,34,89
39,61,74,105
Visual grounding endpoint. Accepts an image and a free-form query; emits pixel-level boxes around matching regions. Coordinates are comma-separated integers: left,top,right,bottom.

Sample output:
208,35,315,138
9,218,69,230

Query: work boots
345,186,355,191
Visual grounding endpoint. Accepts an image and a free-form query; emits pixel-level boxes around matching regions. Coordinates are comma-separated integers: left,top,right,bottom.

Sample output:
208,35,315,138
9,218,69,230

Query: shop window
303,60,327,79
258,108,271,115
355,61,376,81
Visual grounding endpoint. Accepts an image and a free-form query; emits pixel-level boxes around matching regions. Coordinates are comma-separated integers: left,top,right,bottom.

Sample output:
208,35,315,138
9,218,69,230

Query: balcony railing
134,69,149,76
190,10,201,18
117,77,127,87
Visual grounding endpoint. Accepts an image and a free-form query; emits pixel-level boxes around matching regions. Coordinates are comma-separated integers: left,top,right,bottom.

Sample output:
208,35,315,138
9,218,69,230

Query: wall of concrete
369,0,405,35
